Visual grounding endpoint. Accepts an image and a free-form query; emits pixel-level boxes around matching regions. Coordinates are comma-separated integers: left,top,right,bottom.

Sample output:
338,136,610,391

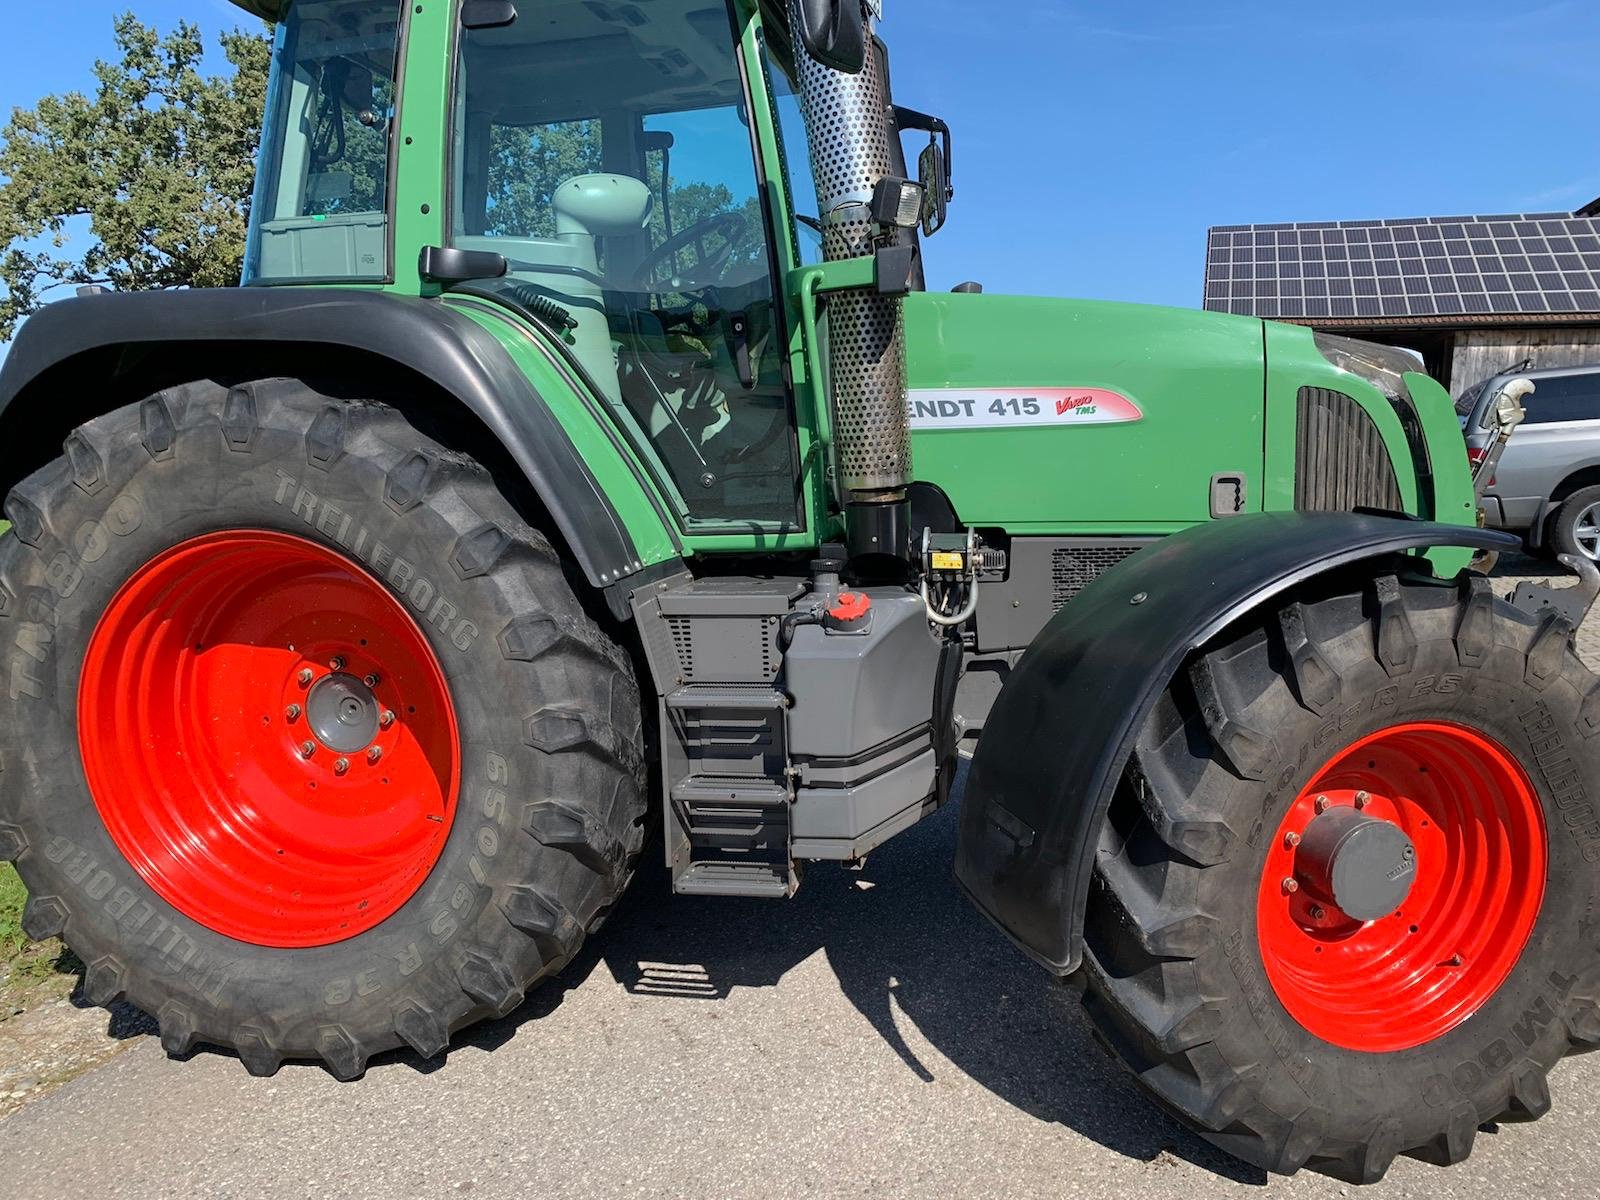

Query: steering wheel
630,212,751,292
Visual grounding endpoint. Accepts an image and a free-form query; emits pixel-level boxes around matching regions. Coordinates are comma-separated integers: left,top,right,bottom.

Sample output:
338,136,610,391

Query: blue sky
2,0,1598,309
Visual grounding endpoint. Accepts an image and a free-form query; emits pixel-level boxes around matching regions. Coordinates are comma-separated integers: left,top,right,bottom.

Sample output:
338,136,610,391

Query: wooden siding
1451,327,1600,396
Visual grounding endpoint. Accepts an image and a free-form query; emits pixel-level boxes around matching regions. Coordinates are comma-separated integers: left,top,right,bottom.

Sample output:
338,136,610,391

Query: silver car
1460,363,1600,559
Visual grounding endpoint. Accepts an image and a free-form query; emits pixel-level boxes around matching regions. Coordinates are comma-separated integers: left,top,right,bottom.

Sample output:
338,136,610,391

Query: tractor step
674,861,795,899
666,683,788,712
636,577,802,899
671,773,791,808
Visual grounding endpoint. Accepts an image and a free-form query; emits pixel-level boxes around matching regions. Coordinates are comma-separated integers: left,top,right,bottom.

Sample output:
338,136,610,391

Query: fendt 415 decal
907,387,1144,430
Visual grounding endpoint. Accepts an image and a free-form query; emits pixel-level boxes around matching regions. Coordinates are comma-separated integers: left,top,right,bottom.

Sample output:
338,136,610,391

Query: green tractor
2,0,1597,1181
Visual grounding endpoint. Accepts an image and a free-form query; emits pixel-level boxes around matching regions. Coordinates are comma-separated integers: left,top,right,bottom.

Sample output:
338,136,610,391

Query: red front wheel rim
1257,722,1546,1052
79,531,461,948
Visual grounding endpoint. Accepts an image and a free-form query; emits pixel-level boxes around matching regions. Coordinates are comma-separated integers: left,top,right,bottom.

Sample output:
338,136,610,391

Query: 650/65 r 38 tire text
1081,573,1600,1182
0,378,647,1078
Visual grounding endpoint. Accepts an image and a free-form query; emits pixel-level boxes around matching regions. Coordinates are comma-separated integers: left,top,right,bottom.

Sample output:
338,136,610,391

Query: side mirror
795,0,867,75
895,105,954,236
918,142,949,236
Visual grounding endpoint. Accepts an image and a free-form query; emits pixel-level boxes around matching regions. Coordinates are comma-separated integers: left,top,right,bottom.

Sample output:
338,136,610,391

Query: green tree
484,121,605,238
0,14,270,342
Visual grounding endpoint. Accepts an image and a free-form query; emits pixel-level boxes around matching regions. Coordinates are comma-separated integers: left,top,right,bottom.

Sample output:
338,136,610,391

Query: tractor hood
229,0,288,20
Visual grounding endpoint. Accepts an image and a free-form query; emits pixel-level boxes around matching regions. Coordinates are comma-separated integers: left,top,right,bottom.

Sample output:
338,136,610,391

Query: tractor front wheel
0,379,647,1077
1082,573,1600,1182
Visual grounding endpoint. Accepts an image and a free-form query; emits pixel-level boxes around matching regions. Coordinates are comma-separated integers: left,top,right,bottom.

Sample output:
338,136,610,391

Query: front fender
954,511,1518,975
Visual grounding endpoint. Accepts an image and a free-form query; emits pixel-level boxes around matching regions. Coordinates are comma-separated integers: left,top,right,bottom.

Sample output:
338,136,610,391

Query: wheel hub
78,530,460,949
1256,722,1546,1052
307,672,381,754
1574,501,1600,560
1290,802,1417,922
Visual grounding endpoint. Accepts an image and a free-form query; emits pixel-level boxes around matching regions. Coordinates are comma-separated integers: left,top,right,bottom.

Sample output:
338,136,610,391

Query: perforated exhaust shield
787,0,910,496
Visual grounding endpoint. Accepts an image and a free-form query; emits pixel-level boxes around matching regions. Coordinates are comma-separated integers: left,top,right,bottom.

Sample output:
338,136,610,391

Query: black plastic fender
954,510,1519,975
0,288,671,593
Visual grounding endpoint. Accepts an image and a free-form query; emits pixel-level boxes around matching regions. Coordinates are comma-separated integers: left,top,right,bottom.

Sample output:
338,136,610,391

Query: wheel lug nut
1314,794,1331,813
334,757,350,776
1283,831,1302,849
1281,877,1300,895
1354,790,1370,810
330,656,346,672
286,704,302,722
379,710,396,729
364,674,381,689
367,745,383,764
298,668,314,687
300,740,317,759
1309,905,1326,920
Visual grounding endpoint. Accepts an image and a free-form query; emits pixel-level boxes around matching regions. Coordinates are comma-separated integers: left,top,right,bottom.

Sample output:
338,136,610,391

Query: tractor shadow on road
492,782,1264,1185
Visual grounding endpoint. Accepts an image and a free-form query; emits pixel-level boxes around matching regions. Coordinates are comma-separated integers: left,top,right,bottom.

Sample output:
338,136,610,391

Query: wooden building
1203,196,1600,395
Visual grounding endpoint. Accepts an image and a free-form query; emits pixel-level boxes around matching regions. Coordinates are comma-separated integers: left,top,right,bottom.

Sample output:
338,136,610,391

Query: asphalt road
4,782,1598,1200
5,555,1600,1198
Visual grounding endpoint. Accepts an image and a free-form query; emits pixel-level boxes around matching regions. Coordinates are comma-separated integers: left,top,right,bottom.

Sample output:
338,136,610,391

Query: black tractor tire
1080,572,1600,1183
1551,485,1600,563
0,378,648,1078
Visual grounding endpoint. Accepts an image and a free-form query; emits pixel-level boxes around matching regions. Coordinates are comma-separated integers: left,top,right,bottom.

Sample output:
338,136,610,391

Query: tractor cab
245,0,935,531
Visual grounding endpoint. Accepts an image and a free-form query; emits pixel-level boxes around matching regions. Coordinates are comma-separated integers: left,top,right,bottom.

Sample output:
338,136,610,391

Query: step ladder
664,684,798,897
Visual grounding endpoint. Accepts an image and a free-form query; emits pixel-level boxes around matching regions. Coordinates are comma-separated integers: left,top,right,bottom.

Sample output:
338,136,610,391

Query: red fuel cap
828,591,872,623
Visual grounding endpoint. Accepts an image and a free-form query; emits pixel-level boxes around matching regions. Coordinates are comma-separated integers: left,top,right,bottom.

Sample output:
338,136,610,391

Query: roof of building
1203,209,1600,328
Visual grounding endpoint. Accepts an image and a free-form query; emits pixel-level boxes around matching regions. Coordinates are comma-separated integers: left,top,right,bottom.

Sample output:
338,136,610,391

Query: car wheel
1551,485,1600,561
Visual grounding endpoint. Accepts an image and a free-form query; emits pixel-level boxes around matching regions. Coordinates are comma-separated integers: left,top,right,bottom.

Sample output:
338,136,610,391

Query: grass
0,522,83,1016
0,863,28,962
1,864,80,1011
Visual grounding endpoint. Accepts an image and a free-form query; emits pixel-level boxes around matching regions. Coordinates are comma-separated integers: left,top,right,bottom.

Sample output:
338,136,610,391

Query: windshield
244,0,405,283
451,0,799,528
1454,379,1488,418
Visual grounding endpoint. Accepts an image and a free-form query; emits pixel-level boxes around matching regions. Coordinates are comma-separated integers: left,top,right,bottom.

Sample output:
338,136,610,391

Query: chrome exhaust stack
787,0,912,563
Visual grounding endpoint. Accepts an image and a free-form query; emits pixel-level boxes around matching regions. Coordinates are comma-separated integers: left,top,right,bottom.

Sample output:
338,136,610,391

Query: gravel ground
0,993,153,1114
1,552,1597,1198
1493,552,1600,670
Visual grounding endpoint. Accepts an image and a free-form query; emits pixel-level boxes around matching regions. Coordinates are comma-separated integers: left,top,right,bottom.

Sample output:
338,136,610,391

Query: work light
871,177,927,230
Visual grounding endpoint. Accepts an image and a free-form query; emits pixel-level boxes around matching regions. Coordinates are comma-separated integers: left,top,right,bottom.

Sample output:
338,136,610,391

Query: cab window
245,0,405,282
451,0,799,528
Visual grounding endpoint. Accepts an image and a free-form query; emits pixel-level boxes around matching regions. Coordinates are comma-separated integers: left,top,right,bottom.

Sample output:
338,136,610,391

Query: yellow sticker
931,551,966,571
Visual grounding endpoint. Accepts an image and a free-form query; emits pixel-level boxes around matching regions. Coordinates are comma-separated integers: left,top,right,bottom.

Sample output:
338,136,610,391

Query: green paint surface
446,300,683,571
245,0,1476,573
904,293,1266,534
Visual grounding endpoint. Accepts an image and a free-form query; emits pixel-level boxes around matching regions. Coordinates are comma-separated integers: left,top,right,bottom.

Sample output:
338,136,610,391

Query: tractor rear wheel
0,379,647,1077
1081,573,1600,1182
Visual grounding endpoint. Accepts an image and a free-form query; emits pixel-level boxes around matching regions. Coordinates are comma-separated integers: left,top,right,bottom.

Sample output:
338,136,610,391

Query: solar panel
1203,212,1600,322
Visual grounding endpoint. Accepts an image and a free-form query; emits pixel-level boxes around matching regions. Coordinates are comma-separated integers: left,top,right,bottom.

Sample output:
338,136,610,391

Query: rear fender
954,510,1518,974
0,288,682,601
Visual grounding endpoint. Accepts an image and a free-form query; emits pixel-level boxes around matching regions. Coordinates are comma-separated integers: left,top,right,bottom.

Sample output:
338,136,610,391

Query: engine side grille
1051,544,1145,610
1295,387,1405,514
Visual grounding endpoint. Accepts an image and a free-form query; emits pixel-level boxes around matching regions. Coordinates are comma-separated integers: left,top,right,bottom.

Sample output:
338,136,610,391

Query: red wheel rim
1257,722,1545,1052
79,531,460,948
